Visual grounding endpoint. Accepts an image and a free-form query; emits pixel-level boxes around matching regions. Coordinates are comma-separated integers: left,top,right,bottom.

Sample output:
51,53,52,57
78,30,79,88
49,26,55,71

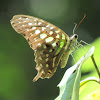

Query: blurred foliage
84,89,100,100
0,0,100,100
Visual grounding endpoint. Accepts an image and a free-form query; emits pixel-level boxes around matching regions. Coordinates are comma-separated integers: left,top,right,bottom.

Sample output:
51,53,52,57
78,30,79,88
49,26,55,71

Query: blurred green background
0,0,100,100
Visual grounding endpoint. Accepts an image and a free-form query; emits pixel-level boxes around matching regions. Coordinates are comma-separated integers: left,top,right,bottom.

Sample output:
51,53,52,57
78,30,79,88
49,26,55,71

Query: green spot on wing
40,33,47,39
60,41,64,48
62,34,65,40
52,42,57,47
56,34,60,38
55,40,65,55
45,37,54,42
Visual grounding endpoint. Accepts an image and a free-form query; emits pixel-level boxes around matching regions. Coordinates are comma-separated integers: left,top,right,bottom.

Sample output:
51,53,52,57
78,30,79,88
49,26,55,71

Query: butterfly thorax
60,34,78,68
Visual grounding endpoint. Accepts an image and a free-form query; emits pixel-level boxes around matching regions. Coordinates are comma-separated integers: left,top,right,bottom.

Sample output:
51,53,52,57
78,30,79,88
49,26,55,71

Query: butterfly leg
78,40,90,46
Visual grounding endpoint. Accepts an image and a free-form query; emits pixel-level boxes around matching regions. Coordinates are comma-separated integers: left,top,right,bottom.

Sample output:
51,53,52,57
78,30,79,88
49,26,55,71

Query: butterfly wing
10,15,70,82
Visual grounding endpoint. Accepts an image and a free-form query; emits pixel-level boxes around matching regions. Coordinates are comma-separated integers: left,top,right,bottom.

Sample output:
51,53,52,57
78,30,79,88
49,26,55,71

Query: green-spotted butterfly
10,14,85,82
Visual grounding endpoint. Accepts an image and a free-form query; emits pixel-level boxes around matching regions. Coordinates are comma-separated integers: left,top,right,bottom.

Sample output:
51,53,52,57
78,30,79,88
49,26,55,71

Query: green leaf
79,76,100,95
55,46,95,100
80,76,100,87
73,37,100,100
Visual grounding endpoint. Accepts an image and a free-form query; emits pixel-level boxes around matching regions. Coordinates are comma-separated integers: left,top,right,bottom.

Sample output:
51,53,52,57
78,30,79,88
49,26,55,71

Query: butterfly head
70,34,78,40
68,34,78,54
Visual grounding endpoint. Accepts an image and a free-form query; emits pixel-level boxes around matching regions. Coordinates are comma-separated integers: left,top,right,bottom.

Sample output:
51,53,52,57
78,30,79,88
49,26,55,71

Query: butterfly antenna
73,13,86,34
73,23,77,34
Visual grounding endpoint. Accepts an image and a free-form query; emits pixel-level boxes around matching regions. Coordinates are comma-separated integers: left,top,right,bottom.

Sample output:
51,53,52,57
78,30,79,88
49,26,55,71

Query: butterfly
10,15,83,82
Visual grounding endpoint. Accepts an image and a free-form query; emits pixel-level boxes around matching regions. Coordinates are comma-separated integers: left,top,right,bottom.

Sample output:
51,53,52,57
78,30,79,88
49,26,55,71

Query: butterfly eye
75,34,78,39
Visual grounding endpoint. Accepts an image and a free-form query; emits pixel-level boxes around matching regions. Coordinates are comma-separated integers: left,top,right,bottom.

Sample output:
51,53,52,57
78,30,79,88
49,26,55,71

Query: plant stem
80,76,100,87
91,54,100,81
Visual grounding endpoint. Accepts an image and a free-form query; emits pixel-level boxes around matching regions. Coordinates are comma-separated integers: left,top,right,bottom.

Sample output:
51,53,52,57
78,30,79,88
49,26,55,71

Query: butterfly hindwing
33,41,67,81
10,15,69,81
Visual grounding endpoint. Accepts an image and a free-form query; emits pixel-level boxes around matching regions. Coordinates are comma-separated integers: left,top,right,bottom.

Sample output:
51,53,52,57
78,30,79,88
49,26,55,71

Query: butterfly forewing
10,15,69,82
